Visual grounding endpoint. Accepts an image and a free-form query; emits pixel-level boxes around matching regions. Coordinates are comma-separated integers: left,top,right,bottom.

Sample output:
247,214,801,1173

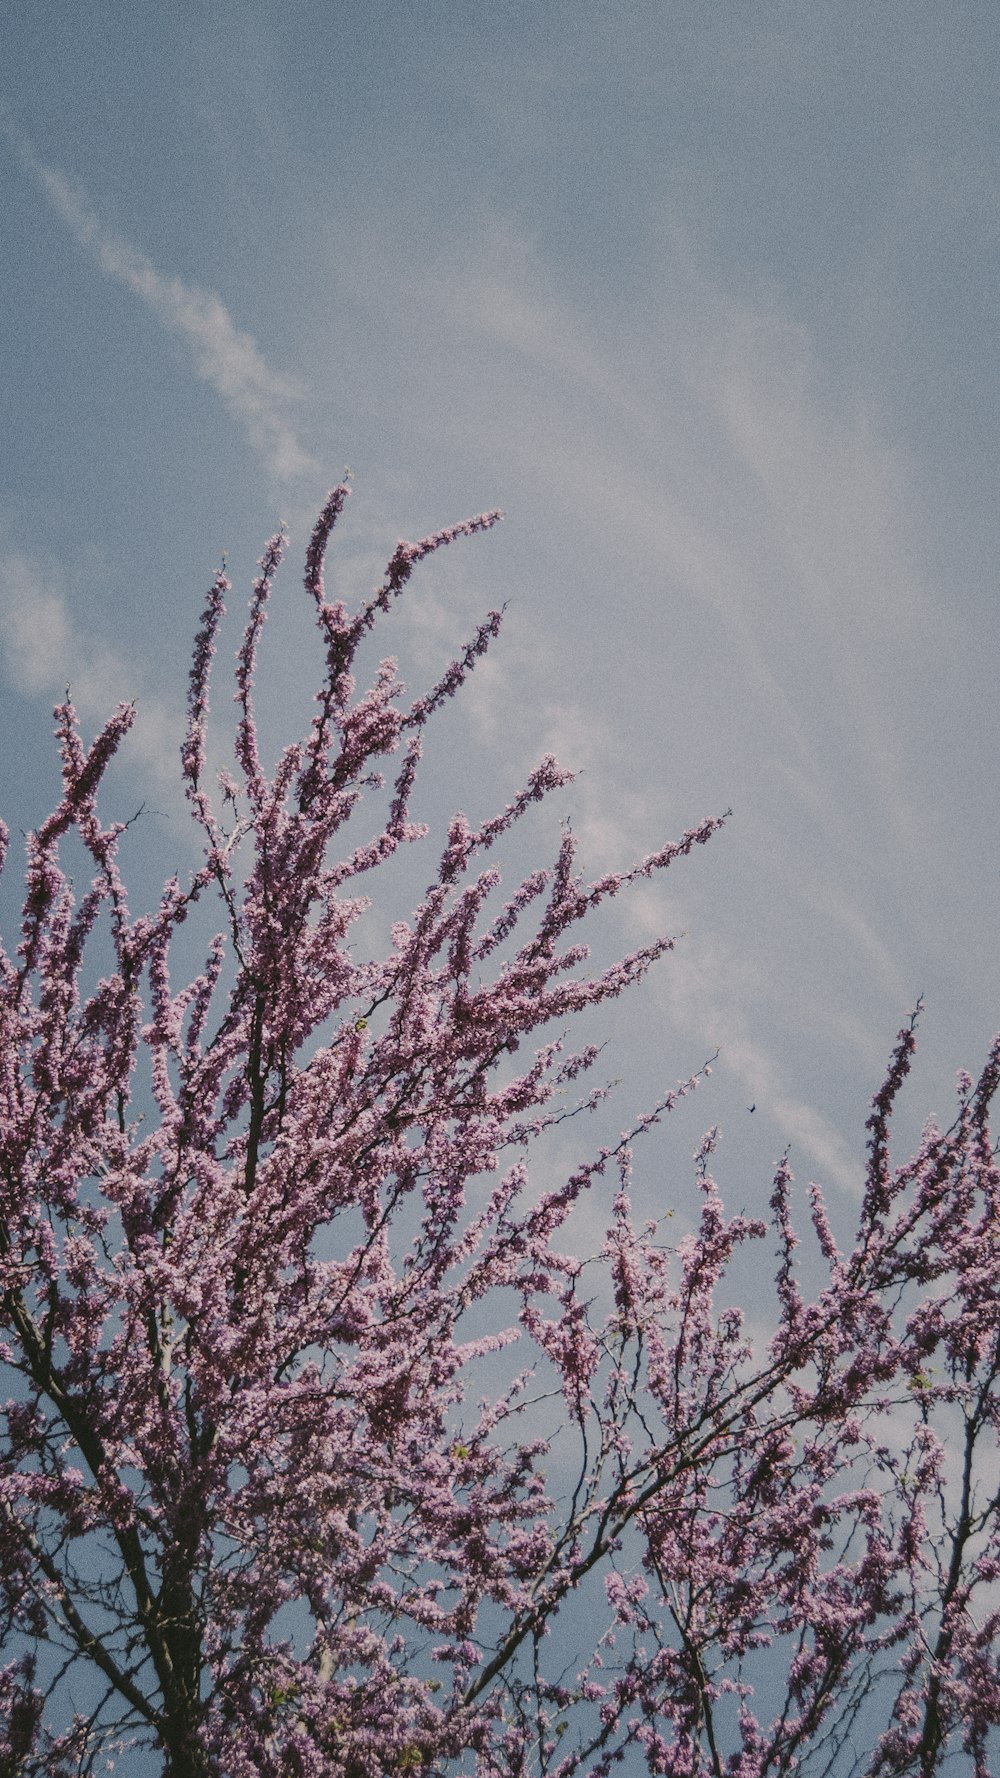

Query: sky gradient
2,2,998,1243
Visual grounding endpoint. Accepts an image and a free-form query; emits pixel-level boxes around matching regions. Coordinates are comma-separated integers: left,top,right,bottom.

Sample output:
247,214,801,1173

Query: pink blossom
1,491,998,1776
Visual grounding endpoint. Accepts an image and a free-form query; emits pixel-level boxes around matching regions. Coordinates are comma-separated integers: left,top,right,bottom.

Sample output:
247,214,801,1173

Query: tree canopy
1,489,998,1777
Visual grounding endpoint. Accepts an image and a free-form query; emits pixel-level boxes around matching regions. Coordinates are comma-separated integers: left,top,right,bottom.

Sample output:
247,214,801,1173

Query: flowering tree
1,488,998,1778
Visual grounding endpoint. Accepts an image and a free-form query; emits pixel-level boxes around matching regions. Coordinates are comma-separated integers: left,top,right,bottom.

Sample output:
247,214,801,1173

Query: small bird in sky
747,1104,756,1113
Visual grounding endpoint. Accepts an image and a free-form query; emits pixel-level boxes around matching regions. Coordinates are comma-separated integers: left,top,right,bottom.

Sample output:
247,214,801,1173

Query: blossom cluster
0,490,997,1777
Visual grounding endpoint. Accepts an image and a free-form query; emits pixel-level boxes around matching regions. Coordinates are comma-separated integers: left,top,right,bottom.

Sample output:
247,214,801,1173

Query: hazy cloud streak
0,550,180,796
2,115,317,483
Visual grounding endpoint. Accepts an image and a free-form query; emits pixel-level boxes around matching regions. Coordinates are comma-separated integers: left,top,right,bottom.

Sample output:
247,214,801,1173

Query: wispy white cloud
335,208,947,1082
1,114,317,483
0,550,180,795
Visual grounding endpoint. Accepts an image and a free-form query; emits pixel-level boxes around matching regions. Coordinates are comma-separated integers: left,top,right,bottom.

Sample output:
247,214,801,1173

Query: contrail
2,109,317,483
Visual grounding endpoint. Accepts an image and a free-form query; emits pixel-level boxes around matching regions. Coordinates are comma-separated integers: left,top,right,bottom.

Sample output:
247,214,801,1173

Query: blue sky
2,1,999,1228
